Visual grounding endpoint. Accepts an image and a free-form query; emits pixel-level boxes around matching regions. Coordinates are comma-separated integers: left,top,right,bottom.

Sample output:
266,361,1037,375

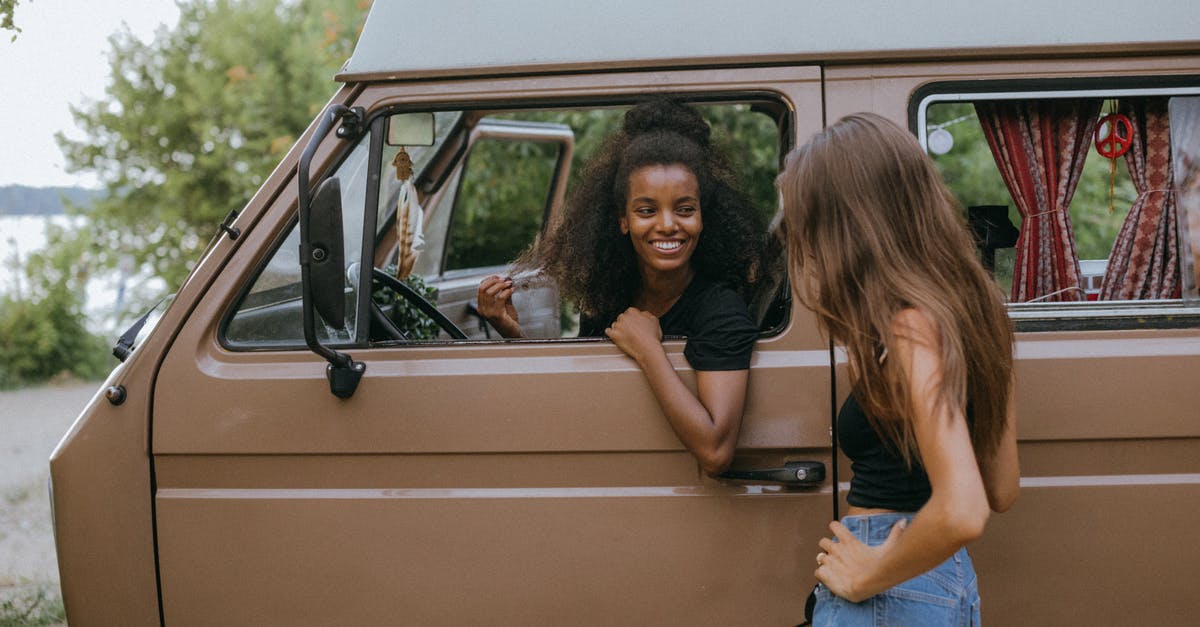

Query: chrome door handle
719,461,825,486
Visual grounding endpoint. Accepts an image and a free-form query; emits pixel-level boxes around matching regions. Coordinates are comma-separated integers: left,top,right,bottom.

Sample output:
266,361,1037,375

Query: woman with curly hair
779,113,1019,625
477,97,766,474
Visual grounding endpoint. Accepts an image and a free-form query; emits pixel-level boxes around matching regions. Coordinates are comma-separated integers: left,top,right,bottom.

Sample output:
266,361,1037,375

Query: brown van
50,2,1200,624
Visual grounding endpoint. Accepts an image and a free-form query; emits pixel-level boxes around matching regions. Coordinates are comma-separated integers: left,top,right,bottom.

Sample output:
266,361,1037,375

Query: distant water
0,214,163,334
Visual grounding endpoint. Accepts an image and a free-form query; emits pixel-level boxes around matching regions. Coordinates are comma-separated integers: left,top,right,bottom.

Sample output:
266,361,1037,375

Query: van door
152,67,830,625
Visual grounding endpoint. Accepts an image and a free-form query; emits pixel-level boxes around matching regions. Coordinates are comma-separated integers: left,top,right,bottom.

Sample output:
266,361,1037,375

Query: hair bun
622,97,711,147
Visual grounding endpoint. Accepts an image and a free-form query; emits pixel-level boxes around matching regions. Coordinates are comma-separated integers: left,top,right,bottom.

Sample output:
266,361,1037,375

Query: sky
0,0,180,189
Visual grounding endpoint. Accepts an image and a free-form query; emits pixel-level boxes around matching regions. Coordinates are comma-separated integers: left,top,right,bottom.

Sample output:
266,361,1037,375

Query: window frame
220,91,794,351
910,76,1200,332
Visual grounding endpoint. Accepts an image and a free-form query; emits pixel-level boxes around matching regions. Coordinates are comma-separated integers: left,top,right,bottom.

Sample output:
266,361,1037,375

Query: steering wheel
370,267,468,340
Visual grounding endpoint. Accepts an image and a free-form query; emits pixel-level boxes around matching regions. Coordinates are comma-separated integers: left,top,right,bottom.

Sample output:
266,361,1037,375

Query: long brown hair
778,113,1013,464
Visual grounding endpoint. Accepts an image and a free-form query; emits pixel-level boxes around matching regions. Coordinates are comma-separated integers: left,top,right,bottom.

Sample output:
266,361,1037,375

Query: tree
1,0,22,41
58,0,369,289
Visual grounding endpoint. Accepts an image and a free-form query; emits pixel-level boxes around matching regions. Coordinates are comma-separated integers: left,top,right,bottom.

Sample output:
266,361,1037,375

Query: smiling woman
481,98,768,338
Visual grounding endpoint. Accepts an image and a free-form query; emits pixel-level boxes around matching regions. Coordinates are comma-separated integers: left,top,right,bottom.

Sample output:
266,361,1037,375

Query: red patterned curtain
1099,99,1181,300
975,99,1102,302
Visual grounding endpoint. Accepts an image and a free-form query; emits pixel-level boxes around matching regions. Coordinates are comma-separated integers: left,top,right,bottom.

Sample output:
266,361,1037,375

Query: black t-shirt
838,392,932,511
578,274,757,371
838,390,976,512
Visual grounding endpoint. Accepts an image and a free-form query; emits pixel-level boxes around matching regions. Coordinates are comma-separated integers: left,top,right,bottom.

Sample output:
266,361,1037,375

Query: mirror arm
298,104,367,399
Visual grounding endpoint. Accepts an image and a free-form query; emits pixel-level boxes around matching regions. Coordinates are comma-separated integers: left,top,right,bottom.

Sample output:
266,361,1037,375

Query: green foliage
0,224,112,388
927,103,1013,209
493,108,626,197
372,272,441,340
702,104,781,223
499,104,780,221
1070,150,1136,260
446,139,559,270
58,0,369,289
1,0,21,41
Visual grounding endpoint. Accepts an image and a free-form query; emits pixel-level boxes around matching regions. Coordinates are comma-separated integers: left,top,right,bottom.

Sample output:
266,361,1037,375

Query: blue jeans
812,512,981,626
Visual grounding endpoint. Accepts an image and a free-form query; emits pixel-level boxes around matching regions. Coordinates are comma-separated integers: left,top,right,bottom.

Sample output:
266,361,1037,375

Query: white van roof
338,0,1200,82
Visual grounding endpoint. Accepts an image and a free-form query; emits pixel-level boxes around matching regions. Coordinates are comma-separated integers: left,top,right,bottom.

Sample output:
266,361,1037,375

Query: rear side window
918,87,1200,326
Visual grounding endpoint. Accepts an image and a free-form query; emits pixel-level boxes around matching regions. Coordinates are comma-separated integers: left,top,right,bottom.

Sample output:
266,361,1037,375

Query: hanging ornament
392,147,424,279
927,128,954,155
1094,104,1133,215
1094,112,1133,159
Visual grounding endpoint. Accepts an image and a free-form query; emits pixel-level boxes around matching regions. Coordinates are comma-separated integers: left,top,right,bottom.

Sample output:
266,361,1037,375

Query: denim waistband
840,512,917,545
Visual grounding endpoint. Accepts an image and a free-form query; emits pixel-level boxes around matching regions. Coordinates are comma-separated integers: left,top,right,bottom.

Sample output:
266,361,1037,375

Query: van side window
923,92,1200,313
224,134,371,347
223,101,785,348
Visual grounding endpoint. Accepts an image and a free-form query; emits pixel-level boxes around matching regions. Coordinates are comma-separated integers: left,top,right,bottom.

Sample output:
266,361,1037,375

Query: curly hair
525,97,767,324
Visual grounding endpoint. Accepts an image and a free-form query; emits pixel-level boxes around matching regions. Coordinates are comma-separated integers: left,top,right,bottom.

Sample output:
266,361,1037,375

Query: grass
0,584,65,626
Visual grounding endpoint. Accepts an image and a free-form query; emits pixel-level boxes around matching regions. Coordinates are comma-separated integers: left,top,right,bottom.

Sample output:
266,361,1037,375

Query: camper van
50,1,1200,624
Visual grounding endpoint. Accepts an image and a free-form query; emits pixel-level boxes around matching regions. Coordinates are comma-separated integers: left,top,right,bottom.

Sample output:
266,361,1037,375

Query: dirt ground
0,381,98,622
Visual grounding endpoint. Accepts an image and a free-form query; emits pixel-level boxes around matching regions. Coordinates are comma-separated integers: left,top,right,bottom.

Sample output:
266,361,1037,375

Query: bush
0,225,113,388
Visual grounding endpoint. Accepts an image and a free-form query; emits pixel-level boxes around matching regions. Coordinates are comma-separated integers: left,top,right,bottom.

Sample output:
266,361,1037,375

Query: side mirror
304,177,346,329
298,104,365,399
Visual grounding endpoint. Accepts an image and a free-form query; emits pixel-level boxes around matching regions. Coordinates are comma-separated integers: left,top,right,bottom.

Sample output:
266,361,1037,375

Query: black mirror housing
303,176,347,330
297,104,365,399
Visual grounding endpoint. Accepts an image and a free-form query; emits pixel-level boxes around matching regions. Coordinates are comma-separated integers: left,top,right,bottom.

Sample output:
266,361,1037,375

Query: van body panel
48,376,159,624
150,67,832,624
340,0,1200,82
154,488,822,625
973,481,1200,625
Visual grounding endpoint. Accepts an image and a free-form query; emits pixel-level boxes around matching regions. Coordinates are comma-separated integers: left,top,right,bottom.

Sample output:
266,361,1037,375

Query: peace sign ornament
1095,113,1133,159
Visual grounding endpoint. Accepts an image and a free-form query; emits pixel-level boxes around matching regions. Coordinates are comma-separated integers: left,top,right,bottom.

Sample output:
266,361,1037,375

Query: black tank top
837,392,931,511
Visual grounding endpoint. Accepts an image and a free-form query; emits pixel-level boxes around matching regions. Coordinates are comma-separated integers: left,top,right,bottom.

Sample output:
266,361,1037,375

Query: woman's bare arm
980,378,1020,512
606,307,747,475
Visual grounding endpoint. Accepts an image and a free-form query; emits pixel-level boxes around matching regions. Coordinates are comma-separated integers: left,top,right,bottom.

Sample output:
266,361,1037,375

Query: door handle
719,461,825,486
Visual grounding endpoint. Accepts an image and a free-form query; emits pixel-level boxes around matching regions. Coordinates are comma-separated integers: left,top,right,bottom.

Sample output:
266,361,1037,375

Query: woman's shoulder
885,307,946,372
675,275,758,371
890,307,940,345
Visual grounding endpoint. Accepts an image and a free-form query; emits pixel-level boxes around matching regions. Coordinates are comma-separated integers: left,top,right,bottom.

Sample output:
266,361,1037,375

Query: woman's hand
605,307,663,364
815,518,907,603
477,275,521,338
